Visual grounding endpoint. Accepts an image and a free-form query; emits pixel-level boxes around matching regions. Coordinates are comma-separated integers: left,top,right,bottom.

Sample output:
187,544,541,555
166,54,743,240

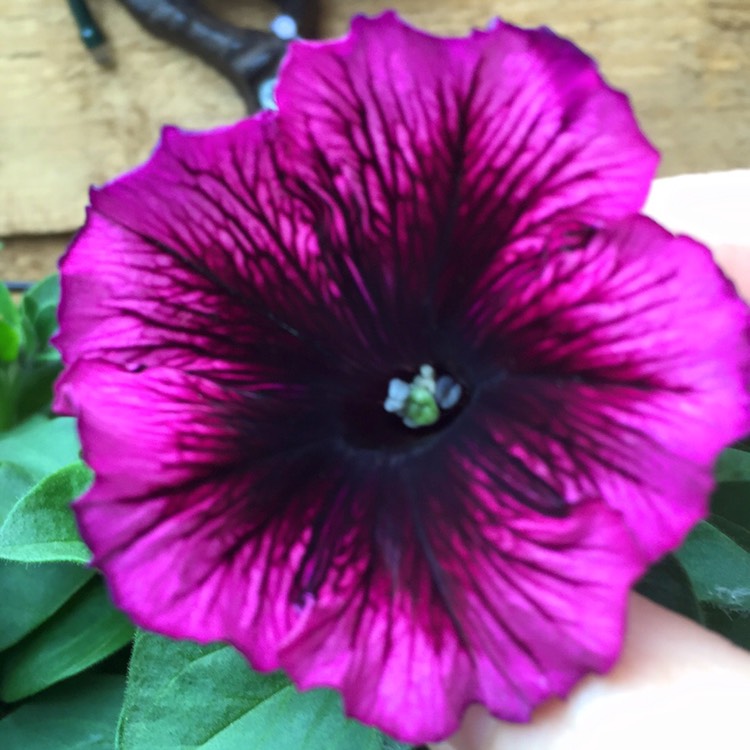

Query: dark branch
67,0,114,66
114,0,291,111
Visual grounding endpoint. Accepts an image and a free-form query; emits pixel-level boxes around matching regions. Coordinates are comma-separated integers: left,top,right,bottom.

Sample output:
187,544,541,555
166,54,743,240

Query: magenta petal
55,210,272,376
54,11,750,744
56,361,247,497
54,120,374,391
63,357,643,743
59,359,323,652
276,496,641,742
464,215,750,558
276,12,658,291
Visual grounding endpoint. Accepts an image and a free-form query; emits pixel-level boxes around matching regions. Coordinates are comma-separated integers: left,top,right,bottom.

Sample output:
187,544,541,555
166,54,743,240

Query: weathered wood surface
1,0,749,279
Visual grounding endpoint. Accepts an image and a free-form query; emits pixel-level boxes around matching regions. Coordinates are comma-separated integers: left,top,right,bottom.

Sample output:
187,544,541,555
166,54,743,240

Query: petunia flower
54,12,750,744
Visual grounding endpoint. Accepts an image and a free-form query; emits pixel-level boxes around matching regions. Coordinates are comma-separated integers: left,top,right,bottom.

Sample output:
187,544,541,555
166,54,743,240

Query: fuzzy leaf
0,461,93,652
0,672,125,749
675,521,750,612
715,447,750,483
0,462,92,564
0,577,134,701
0,561,93,652
117,632,410,750
634,554,703,623
710,481,750,533
0,415,79,482
0,461,36,521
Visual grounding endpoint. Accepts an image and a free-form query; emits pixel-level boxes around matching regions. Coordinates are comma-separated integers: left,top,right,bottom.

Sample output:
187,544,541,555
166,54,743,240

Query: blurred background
1,0,748,282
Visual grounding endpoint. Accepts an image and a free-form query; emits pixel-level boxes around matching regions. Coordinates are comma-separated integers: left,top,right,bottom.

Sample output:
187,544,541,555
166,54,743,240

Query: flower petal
53,12,750,745
55,125,400,412
462,215,750,557
56,117,444,384
58,358,341,648
56,211,272,377
275,12,658,310
61,362,643,743
276,496,640,742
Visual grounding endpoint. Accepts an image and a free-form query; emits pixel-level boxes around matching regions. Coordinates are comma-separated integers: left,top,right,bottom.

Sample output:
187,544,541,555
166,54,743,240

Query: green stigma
403,385,440,427
384,364,462,429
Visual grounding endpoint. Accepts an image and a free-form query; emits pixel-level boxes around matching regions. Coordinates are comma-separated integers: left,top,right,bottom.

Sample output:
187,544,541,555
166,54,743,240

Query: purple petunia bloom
54,12,750,743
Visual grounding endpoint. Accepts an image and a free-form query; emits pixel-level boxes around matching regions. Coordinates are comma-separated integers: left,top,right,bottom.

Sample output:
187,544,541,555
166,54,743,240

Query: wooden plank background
1,0,748,280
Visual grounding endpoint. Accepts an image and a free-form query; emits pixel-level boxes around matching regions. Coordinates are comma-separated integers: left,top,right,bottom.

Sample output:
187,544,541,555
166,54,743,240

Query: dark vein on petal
404,480,470,651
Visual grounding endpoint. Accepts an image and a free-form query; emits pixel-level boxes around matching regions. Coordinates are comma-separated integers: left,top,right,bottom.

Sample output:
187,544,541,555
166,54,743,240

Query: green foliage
0,320,20,364
0,414,80,482
0,458,93,652
0,284,20,363
19,276,60,352
639,445,750,657
0,461,93,564
634,554,703,623
0,276,63,429
0,577,134,701
117,632,410,750
712,482,750,531
675,521,750,611
0,672,125,749
715,447,750,482
710,449,750,530
0,560,94,653
0,461,36,520
701,603,750,651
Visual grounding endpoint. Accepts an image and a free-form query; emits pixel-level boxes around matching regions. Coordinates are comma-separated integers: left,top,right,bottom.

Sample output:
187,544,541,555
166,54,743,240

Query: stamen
384,364,462,428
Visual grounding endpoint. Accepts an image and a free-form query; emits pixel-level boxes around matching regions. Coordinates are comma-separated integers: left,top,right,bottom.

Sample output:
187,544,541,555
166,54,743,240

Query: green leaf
731,437,750,454
0,577,134,701
0,283,18,328
0,461,94,652
20,276,60,347
0,320,20,363
710,481,750,532
714,447,750,482
634,554,703,623
0,284,19,362
15,279,60,413
675,521,750,612
0,415,79,481
0,672,125,749
13,358,62,424
0,462,92,564
701,603,750,651
0,561,93,651
708,513,750,551
383,739,413,750
0,461,36,521
22,274,60,308
117,632,409,750
0,367,19,431
0,277,63,428
30,303,58,352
